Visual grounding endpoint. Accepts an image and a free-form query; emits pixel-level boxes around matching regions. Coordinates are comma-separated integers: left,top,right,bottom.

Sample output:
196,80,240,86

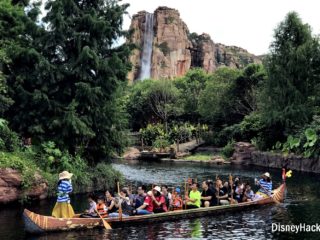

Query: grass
184,152,213,161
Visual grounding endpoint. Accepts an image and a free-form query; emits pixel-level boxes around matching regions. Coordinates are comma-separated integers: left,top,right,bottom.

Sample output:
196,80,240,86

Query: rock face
231,142,256,165
128,7,192,82
128,7,262,82
0,168,48,204
251,152,320,173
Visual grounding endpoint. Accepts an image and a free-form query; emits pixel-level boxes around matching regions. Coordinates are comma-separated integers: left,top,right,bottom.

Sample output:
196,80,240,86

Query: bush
0,118,20,152
152,136,171,151
221,140,235,158
0,151,38,189
140,124,166,146
274,115,320,158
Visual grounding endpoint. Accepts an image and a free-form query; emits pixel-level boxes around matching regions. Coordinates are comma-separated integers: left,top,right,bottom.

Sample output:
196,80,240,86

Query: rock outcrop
0,168,48,204
231,142,256,165
127,6,262,82
128,7,192,82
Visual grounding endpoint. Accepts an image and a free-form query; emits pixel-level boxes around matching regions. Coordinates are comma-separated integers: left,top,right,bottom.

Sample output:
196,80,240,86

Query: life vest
172,195,183,210
96,203,108,218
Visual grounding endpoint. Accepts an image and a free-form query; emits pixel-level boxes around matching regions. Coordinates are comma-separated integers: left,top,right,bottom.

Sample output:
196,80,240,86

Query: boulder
123,147,141,160
231,142,256,165
0,168,48,204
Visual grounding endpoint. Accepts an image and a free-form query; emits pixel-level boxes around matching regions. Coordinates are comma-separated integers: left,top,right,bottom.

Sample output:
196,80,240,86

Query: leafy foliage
261,12,320,133
0,118,19,151
5,0,132,161
275,116,320,158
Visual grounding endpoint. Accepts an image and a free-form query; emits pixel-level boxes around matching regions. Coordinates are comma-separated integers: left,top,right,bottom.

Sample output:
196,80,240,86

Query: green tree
199,67,240,125
174,68,209,123
6,0,132,160
231,64,266,117
261,12,320,135
0,0,40,116
126,79,156,131
148,80,182,133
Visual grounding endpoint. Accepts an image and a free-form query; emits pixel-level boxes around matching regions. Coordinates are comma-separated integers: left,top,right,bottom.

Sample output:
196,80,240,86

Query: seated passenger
133,185,147,209
253,172,272,200
234,182,244,203
152,186,168,213
96,195,108,218
136,191,154,215
105,190,117,213
243,183,255,202
217,181,229,205
109,188,133,218
112,188,136,217
201,181,217,207
80,193,97,218
171,187,183,211
161,185,172,210
185,182,201,209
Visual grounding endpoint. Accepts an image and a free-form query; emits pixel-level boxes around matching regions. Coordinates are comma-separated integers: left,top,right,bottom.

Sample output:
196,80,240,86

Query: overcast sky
121,0,320,55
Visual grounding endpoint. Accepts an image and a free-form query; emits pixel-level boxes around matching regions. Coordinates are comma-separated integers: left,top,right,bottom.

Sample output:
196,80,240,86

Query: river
1,160,320,240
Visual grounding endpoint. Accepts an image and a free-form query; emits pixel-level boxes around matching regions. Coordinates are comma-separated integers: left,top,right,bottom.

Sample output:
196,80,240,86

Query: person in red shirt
152,186,168,213
136,191,154,215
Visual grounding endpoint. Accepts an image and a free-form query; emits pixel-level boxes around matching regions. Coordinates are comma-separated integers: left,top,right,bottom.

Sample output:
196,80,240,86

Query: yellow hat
59,171,73,180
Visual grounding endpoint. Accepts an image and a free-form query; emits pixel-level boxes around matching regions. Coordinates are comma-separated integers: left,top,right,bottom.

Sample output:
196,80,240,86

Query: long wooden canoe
23,183,286,234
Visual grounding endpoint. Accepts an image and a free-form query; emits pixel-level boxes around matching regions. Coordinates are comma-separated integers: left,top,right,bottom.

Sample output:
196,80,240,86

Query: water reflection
1,160,320,240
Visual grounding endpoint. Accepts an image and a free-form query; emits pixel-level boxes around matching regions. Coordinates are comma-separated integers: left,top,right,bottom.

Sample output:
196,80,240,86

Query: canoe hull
24,183,286,234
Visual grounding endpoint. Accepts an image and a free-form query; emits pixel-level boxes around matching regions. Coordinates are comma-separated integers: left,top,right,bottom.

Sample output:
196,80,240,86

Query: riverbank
0,151,123,204
231,142,320,174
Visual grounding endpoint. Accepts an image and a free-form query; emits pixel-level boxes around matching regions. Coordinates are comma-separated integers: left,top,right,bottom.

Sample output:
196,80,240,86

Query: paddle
95,209,112,230
228,174,235,204
117,181,123,221
184,179,187,210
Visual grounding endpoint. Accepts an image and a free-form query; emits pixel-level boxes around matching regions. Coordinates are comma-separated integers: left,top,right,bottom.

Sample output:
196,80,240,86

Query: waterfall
138,13,154,80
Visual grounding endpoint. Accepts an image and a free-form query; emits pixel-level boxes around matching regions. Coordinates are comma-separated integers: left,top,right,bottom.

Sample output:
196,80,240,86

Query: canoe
23,183,286,234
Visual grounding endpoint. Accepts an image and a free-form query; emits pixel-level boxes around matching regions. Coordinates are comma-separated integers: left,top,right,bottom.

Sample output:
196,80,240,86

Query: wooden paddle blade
102,219,112,230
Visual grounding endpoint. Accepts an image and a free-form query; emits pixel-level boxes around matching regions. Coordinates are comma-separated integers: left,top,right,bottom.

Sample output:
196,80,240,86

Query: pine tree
261,12,320,133
6,0,132,160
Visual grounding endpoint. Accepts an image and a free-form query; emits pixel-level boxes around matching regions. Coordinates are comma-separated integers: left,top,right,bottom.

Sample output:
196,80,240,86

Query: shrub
0,118,20,152
221,140,235,158
152,136,171,151
140,124,166,146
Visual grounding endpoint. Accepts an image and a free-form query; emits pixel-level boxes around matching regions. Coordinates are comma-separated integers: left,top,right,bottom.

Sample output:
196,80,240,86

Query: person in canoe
201,181,217,207
105,190,117,213
52,171,75,218
161,185,172,210
80,193,97,218
96,195,108,218
217,180,229,205
152,186,168,213
185,182,201,209
171,187,183,211
133,185,147,209
136,190,154,215
243,183,255,202
254,172,272,200
109,188,135,217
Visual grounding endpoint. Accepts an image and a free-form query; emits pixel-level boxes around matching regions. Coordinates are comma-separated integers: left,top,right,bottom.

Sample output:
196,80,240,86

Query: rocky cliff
127,6,261,82
0,168,48,203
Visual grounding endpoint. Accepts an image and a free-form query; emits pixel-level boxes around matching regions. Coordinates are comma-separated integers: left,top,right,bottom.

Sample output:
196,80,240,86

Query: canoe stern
23,209,45,234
